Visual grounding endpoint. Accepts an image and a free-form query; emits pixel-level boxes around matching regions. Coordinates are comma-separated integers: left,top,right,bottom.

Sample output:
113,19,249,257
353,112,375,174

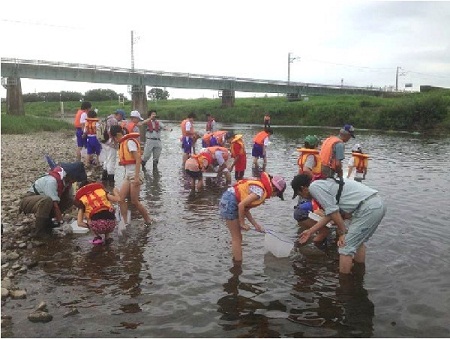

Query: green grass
1,114,72,134
2,90,450,134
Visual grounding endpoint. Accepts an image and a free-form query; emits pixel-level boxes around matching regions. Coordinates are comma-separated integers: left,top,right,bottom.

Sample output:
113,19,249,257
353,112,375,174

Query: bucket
264,230,294,258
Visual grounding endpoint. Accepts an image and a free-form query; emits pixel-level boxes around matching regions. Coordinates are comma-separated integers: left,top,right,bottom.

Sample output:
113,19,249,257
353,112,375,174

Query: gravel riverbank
1,131,102,331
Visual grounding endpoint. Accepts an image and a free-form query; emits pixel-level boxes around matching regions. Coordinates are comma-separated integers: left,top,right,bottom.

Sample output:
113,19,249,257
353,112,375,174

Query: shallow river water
2,123,450,337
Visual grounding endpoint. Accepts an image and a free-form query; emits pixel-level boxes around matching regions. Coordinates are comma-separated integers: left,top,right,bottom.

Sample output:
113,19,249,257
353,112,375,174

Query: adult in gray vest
141,110,172,171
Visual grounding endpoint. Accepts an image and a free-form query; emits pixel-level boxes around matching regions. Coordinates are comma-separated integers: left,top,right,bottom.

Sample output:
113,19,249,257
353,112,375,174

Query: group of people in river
19,102,384,277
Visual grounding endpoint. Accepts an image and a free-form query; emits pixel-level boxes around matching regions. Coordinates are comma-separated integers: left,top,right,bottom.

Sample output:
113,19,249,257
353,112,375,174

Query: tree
147,88,170,101
84,89,119,101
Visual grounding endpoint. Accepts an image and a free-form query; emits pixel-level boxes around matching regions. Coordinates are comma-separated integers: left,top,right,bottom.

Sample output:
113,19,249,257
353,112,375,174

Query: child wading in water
74,181,121,245
219,172,286,262
109,125,153,226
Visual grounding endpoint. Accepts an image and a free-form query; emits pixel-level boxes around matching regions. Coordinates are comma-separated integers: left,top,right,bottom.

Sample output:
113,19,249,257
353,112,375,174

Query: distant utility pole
288,52,300,85
131,30,135,71
395,66,406,91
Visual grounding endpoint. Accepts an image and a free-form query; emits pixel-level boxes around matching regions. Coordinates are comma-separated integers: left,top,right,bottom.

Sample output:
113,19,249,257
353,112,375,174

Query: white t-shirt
124,139,139,174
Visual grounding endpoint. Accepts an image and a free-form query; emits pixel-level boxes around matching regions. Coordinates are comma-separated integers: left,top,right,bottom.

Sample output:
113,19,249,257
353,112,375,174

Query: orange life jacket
297,148,321,175
85,118,99,135
118,133,141,165
75,182,113,219
180,119,195,137
146,119,160,132
212,130,227,145
207,146,230,161
202,132,214,146
120,120,137,134
192,152,213,170
233,172,273,208
74,109,85,128
230,135,246,157
319,135,342,171
253,131,269,145
352,152,369,173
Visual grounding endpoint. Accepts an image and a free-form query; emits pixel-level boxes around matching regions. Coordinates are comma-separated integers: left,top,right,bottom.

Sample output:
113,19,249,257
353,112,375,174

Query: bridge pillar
131,84,148,142
219,89,235,107
2,77,24,115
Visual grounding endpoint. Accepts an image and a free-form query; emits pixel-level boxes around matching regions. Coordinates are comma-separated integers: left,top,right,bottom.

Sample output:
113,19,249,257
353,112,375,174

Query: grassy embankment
2,91,450,134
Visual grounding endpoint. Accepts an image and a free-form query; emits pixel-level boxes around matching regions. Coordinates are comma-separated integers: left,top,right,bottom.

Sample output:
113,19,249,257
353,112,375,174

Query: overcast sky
1,0,449,99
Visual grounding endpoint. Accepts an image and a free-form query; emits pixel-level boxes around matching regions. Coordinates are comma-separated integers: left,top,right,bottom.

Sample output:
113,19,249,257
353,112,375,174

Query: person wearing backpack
292,174,386,275
101,109,125,183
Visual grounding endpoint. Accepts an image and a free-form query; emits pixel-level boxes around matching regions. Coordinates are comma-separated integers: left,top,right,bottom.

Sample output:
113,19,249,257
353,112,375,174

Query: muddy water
3,123,450,337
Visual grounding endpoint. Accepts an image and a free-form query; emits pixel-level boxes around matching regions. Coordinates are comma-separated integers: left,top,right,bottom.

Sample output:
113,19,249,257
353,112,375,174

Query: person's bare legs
129,180,152,224
119,180,130,224
354,243,366,264
76,147,82,162
227,219,243,262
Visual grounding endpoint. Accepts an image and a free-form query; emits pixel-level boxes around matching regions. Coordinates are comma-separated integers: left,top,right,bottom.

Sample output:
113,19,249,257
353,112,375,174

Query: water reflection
5,124,450,337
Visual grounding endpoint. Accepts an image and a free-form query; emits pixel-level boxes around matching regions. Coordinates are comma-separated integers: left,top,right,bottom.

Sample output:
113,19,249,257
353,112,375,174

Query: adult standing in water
141,109,172,171
320,124,355,179
292,174,386,275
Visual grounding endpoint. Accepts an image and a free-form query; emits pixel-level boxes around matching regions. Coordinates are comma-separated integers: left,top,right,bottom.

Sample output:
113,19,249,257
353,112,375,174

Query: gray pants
142,139,162,164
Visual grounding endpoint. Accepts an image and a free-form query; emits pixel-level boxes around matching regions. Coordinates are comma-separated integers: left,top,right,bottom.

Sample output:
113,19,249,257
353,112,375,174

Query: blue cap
293,200,313,221
341,124,355,138
115,109,126,120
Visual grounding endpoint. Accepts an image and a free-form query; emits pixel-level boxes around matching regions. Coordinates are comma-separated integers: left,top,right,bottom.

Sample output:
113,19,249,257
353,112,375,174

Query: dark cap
291,174,312,199
60,162,87,182
225,131,235,140
341,124,355,138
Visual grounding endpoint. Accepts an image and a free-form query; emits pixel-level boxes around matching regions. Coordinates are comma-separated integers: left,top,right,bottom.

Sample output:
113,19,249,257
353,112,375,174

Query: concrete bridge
2,57,383,114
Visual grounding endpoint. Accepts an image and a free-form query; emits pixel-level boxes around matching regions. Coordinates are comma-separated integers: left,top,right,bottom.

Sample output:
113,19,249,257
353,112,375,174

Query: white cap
130,110,143,121
352,143,362,152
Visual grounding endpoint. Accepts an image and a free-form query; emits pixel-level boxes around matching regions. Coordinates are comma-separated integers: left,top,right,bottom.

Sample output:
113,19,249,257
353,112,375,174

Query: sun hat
340,124,355,138
291,174,312,199
130,110,143,121
271,176,286,200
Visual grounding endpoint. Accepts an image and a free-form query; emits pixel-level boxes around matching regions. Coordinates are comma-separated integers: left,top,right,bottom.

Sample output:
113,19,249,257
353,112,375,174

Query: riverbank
1,132,102,330
2,90,450,134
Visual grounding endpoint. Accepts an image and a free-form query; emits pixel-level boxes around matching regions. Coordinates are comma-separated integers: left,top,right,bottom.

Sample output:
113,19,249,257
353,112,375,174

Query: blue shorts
209,137,219,146
339,195,386,256
76,128,85,147
182,137,193,154
252,143,265,158
219,190,238,220
86,136,102,155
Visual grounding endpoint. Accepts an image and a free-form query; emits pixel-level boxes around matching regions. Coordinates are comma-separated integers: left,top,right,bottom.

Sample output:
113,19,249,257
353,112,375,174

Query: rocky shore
1,131,102,328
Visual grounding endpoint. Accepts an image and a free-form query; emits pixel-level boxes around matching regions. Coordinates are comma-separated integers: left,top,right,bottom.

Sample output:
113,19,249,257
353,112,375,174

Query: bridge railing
1,57,383,92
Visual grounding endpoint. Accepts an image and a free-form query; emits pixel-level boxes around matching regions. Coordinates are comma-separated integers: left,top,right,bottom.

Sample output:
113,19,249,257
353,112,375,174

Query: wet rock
1,288,9,299
63,307,79,318
27,311,53,323
36,301,48,312
9,290,26,299
2,277,12,290
7,252,19,261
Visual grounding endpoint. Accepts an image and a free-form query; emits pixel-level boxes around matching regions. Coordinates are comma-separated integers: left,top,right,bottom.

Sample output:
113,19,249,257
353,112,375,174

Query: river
2,123,450,337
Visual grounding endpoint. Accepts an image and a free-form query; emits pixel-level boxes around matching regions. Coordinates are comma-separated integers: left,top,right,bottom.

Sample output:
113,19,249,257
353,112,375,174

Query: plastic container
264,230,294,258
